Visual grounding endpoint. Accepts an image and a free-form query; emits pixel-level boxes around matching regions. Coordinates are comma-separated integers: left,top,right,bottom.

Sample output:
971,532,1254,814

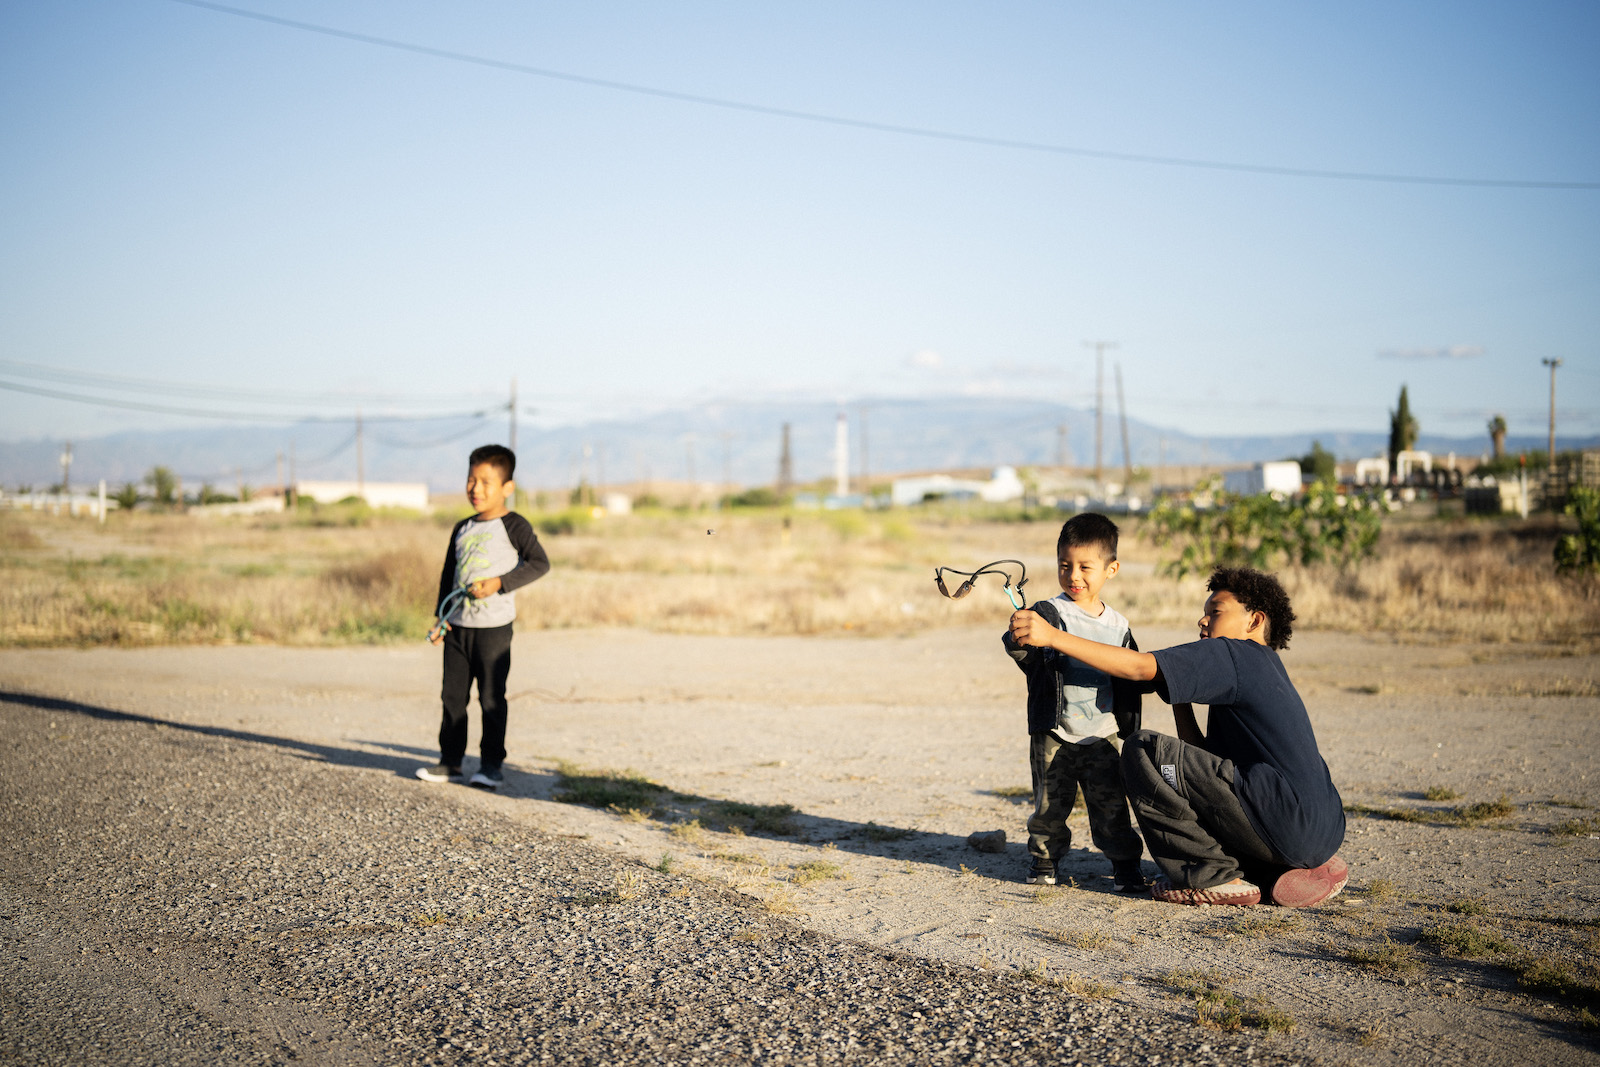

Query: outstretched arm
1008,610,1159,682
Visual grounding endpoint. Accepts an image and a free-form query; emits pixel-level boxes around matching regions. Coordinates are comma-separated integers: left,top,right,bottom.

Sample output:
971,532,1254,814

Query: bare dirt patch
4,623,1598,1063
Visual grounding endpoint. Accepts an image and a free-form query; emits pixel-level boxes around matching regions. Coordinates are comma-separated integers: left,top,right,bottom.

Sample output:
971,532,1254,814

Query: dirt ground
3,621,1598,1064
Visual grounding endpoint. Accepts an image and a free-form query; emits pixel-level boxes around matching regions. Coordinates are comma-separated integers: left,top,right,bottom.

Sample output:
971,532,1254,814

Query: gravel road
1,689,1294,1067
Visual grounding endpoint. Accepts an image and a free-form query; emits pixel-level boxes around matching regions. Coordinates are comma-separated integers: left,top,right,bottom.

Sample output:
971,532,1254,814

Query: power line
0,376,493,423
0,357,489,409
169,0,1600,191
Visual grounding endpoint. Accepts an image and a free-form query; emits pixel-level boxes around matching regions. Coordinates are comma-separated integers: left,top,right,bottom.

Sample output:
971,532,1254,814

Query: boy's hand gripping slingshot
429,586,473,643
933,559,1029,610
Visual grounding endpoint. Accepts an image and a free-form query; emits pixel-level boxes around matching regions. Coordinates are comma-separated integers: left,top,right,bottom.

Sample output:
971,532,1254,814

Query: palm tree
1487,415,1507,462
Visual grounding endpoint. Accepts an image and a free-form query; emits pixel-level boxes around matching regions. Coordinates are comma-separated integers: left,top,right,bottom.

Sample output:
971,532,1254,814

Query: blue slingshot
933,559,1029,610
429,586,474,641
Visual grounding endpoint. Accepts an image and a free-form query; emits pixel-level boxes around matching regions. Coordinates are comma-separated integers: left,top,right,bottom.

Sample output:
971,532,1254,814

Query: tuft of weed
1344,803,1429,824
654,852,678,874
1576,1008,1599,1030
1450,795,1516,826
1508,956,1600,1005
1422,922,1514,958
1161,968,1293,1032
1056,974,1119,998
700,800,799,836
1446,896,1487,917
1423,785,1462,801
990,785,1032,800
790,860,845,886
669,818,708,845
409,912,450,927
1551,815,1600,837
1050,928,1112,950
1346,937,1420,974
1162,968,1228,996
1228,913,1305,939
1360,878,1395,903
859,821,915,842
553,762,670,815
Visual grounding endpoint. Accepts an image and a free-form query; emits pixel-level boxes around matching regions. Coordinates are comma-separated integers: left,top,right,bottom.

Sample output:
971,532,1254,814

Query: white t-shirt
1041,593,1133,744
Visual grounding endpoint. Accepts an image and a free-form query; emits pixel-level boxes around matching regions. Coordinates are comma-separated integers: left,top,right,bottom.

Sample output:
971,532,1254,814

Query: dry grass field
0,502,1594,648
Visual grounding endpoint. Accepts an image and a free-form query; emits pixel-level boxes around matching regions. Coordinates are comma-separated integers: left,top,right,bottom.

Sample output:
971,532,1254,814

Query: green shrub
1148,480,1383,579
1555,487,1600,575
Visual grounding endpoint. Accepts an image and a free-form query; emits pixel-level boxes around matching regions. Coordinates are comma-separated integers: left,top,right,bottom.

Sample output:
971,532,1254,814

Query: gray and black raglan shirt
436,512,550,629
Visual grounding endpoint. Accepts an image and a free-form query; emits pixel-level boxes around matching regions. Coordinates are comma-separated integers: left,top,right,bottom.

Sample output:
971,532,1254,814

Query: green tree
145,466,178,507
1297,440,1337,484
1487,415,1507,461
1388,385,1419,478
111,482,140,510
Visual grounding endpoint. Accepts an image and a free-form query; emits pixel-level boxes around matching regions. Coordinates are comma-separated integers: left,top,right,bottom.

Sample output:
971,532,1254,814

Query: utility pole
777,423,793,494
59,441,72,496
355,410,365,502
1084,341,1117,485
276,451,284,500
289,442,298,509
1542,358,1563,473
720,431,734,499
509,377,519,509
858,405,870,491
833,412,849,497
1116,363,1132,489
1056,423,1068,469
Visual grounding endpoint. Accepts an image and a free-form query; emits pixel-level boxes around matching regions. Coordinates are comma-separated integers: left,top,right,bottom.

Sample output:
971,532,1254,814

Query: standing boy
1002,513,1149,891
416,444,550,791
1008,566,1347,908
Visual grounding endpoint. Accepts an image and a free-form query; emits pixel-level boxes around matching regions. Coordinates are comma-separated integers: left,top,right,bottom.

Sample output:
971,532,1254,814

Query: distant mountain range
2,397,1593,494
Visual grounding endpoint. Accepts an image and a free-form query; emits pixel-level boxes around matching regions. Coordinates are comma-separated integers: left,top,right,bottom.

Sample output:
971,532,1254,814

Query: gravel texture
1,691,1295,1066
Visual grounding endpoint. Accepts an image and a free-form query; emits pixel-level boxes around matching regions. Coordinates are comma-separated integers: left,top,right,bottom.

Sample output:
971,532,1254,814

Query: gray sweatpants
1120,729,1281,890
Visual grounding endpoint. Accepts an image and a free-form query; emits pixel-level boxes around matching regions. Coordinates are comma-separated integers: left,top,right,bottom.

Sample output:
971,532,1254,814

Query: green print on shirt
453,527,493,622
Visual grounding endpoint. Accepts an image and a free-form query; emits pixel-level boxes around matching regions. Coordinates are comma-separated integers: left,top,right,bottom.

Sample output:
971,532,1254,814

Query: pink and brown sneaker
1150,878,1261,907
1270,855,1350,908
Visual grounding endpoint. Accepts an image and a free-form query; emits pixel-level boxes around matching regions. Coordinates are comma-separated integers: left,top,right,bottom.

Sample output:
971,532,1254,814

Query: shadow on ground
2,689,1134,888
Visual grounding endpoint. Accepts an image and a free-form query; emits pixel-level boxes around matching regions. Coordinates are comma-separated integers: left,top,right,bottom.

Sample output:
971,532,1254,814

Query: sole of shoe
468,775,501,790
1151,880,1261,907
1270,855,1350,908
1026,874,1058,886
415,767,460,783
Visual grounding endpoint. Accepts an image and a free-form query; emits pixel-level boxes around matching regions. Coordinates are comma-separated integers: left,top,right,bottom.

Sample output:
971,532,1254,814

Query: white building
1223,461,1302,496
295,481,430,510
890,466,1025,507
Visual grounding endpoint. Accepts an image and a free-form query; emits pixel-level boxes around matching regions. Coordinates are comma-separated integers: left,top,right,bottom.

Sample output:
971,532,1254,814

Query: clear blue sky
2,0,1596,448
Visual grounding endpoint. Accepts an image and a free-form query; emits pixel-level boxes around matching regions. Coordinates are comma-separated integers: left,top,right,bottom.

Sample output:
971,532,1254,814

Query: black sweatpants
439,623,513,769
1121,729,1283,890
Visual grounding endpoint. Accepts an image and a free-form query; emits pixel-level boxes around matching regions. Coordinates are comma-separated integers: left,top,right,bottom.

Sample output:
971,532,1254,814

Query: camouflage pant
1028,733,1144,867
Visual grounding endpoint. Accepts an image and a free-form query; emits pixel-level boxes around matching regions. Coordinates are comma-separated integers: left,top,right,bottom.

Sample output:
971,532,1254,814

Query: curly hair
1207,567,1295,650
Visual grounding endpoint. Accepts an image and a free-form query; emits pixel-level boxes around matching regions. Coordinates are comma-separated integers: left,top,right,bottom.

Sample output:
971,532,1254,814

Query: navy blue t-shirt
1151,638,1344,869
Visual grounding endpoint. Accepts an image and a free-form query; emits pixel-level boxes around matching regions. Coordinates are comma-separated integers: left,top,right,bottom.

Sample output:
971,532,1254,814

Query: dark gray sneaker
416,763,463,783
1113,861,1150,893
469,764,504,791
1026,860,1058,885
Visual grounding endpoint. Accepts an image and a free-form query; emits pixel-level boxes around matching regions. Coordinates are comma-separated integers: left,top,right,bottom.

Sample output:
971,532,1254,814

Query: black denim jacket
1001,598,1147,738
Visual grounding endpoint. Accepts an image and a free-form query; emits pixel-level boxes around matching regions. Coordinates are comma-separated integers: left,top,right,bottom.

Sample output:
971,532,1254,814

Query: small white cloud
906,349,943,369
1377,345,1484,360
